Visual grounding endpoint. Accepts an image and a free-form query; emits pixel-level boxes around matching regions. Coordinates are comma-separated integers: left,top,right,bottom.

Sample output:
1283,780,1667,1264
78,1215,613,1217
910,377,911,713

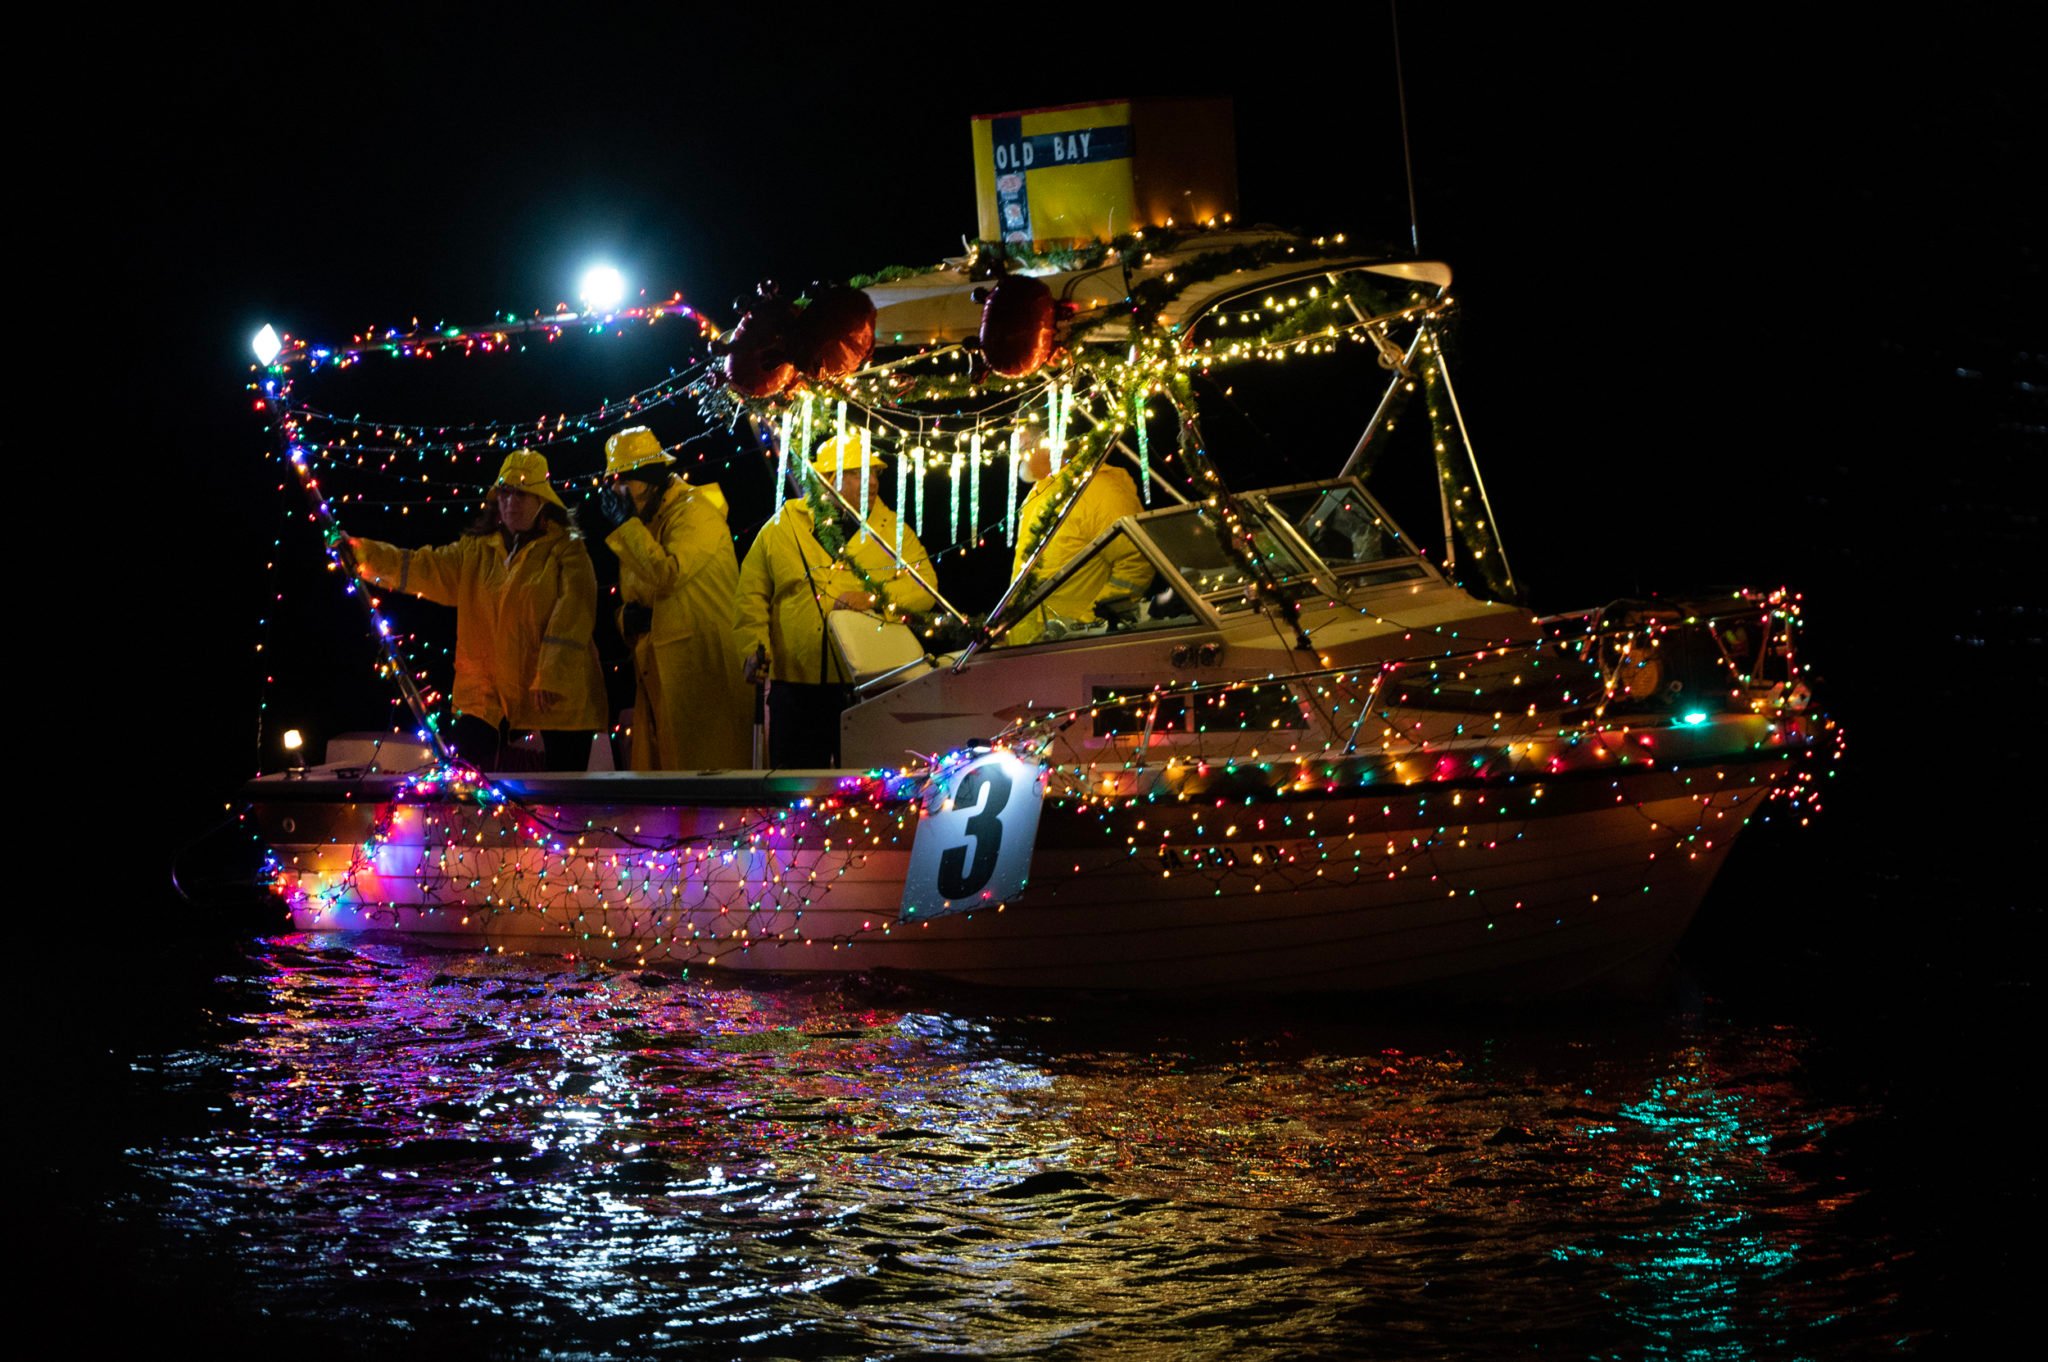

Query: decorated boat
247,105,1833,995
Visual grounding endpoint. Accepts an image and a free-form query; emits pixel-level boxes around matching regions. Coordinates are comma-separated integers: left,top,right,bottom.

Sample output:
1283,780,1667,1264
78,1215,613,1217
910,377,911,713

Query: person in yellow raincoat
350,450,605,771
735,433,937,767
999,433,1152,646
586,426,750,770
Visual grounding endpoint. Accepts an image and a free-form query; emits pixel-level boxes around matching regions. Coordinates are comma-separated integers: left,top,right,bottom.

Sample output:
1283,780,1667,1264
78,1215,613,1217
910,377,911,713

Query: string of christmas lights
262,589,1837,963
278,762,920,966
248,233,1838,973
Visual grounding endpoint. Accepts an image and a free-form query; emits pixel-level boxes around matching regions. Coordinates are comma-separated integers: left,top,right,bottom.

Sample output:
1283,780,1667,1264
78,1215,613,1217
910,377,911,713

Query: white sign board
901,749,1044,922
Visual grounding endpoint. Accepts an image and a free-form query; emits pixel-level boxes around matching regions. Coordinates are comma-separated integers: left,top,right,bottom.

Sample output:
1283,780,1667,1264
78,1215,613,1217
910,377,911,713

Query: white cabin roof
862,231,1450,347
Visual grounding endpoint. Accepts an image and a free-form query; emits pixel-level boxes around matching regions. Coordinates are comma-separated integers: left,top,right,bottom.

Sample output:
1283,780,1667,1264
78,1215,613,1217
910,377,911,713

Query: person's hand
620,603,654,637
587,485,632,534
342,536,372,576
742,648,768,685
832,589,876,613
1092,595,1140,627
530,686,563,714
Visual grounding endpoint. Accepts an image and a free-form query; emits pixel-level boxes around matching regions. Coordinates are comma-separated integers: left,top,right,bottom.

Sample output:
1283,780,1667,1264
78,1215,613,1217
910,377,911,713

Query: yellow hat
492,449,566,510
809,432,887,478
604,426,674,478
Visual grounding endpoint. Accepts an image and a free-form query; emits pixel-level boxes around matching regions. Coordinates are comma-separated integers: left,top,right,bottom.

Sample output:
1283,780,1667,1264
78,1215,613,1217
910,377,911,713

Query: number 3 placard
901,749,1045,922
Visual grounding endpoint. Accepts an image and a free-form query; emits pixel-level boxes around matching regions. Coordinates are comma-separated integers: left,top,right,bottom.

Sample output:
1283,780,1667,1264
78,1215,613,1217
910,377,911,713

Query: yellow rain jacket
1004,464,1151,645
354,522,607,732
735,500,937,684
607,478,750,770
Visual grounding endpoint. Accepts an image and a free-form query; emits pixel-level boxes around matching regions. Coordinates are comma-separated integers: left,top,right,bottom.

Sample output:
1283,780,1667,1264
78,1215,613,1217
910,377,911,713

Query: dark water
37,837,2031,1359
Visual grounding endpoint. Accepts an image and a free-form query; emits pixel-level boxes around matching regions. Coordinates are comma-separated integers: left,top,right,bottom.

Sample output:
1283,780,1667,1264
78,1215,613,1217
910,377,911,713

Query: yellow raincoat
1003,464,1151,645
354,522,607,732
606,478,750,769
735,500,937,684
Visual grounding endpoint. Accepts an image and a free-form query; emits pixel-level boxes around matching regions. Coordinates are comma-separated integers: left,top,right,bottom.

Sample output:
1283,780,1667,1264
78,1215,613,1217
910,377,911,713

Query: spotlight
579,265,626,313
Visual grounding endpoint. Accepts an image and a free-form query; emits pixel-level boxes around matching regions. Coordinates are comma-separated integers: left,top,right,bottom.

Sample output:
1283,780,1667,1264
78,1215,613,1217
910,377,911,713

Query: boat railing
1000,591,1809,803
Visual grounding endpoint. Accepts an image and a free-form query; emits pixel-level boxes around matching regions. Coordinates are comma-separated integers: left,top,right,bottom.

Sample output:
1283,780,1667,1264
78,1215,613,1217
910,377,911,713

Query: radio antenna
1392,0,1421,254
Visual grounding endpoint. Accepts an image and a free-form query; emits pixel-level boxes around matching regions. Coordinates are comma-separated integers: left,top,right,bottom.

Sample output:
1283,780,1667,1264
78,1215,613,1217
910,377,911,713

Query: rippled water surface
44,898,2022,1360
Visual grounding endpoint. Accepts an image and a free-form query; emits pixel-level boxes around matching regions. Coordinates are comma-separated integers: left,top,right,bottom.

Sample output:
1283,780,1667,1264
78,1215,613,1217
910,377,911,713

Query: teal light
1680,711,1710,726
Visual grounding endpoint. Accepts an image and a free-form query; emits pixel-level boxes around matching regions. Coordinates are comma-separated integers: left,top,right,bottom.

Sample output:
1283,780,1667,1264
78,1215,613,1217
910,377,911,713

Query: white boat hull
259,755,1787,997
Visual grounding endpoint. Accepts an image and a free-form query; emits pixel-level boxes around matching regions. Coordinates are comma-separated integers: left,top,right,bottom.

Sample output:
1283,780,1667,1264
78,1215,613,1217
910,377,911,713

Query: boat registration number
901,749,1045,922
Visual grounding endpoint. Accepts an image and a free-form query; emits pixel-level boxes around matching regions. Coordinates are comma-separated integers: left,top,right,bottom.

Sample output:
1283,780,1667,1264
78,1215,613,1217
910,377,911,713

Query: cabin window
993,530,1199,647
1090,682,1309,739
1143,507,1313,605
1262,486,1411,568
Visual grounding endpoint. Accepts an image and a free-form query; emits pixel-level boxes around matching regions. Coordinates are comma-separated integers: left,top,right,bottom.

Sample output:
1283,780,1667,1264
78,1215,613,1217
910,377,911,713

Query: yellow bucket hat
809,432,887,478
604,426,675,478
492,449,566,510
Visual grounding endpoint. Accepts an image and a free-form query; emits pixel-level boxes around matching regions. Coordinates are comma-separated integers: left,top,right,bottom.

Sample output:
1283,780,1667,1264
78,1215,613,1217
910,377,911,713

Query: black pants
767,681,852,769
449,713,594,772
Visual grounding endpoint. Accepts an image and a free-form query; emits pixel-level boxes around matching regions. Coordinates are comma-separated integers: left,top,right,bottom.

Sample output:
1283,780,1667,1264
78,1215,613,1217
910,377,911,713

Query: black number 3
937,762,1013,899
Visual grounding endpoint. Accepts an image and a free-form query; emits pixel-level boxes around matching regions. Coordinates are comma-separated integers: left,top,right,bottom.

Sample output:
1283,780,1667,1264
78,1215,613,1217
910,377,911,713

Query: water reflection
1558,1048,1818,1359
122,936,1902,1358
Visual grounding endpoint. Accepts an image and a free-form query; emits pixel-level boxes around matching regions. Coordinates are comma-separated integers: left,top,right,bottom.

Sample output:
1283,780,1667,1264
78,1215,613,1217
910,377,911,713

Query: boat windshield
1143,506,1318,608
1259,485,1416,569
991,528,1202,647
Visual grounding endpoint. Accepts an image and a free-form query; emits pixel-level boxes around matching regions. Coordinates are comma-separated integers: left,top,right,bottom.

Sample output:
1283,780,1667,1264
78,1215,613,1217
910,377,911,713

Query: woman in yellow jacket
735,434,936,767
350,450,606,771
590,427,750,770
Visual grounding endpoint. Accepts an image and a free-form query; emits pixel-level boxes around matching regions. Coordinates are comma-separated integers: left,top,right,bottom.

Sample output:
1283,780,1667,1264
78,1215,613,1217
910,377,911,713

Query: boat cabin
839,475,1539,768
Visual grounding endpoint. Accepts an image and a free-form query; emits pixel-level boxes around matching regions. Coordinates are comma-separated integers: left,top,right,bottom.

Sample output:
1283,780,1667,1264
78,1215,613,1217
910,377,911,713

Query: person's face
497,487,542,533
831,466,875,505
618,474,659,517
1019,439,1054,483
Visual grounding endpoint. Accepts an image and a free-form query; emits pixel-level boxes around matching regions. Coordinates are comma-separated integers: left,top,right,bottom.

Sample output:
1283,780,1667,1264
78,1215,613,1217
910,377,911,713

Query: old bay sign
988,123,1129,172
971,97,1238,248
901,748,1045,922
985,113,1131,243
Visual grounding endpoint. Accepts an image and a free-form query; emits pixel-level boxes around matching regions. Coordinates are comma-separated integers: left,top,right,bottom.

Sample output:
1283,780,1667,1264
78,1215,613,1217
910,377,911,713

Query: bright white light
579,265,627,312
282,728,304,752
252,324,282,365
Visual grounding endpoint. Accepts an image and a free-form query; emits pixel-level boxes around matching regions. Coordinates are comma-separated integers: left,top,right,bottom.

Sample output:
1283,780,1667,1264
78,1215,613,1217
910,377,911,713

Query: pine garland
691,230,1437,651
1125,236,1354,326
1418,330,1517,603
1011,426,1116,596
801,468,900,616
1233,276,1401,350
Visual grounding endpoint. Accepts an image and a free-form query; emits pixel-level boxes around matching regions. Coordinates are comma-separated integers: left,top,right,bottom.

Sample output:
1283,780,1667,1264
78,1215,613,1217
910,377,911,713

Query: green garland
1225,275,1402,351
843,263,933,289
1418,331,1519,604
706,232,1376,420
1125,236,1353,328
1011,425,1118,596
845,230,1140,290
966,236,1116,275
696,229,1433,652
799,467,899,615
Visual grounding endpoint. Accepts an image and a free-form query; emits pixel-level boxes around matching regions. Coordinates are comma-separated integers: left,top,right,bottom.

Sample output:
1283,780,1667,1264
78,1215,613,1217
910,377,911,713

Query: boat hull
254,752,1791,997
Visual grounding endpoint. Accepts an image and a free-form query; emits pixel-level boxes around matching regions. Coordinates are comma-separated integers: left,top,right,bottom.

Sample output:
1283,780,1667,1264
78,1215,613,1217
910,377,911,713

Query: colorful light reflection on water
107,935,1920,1358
